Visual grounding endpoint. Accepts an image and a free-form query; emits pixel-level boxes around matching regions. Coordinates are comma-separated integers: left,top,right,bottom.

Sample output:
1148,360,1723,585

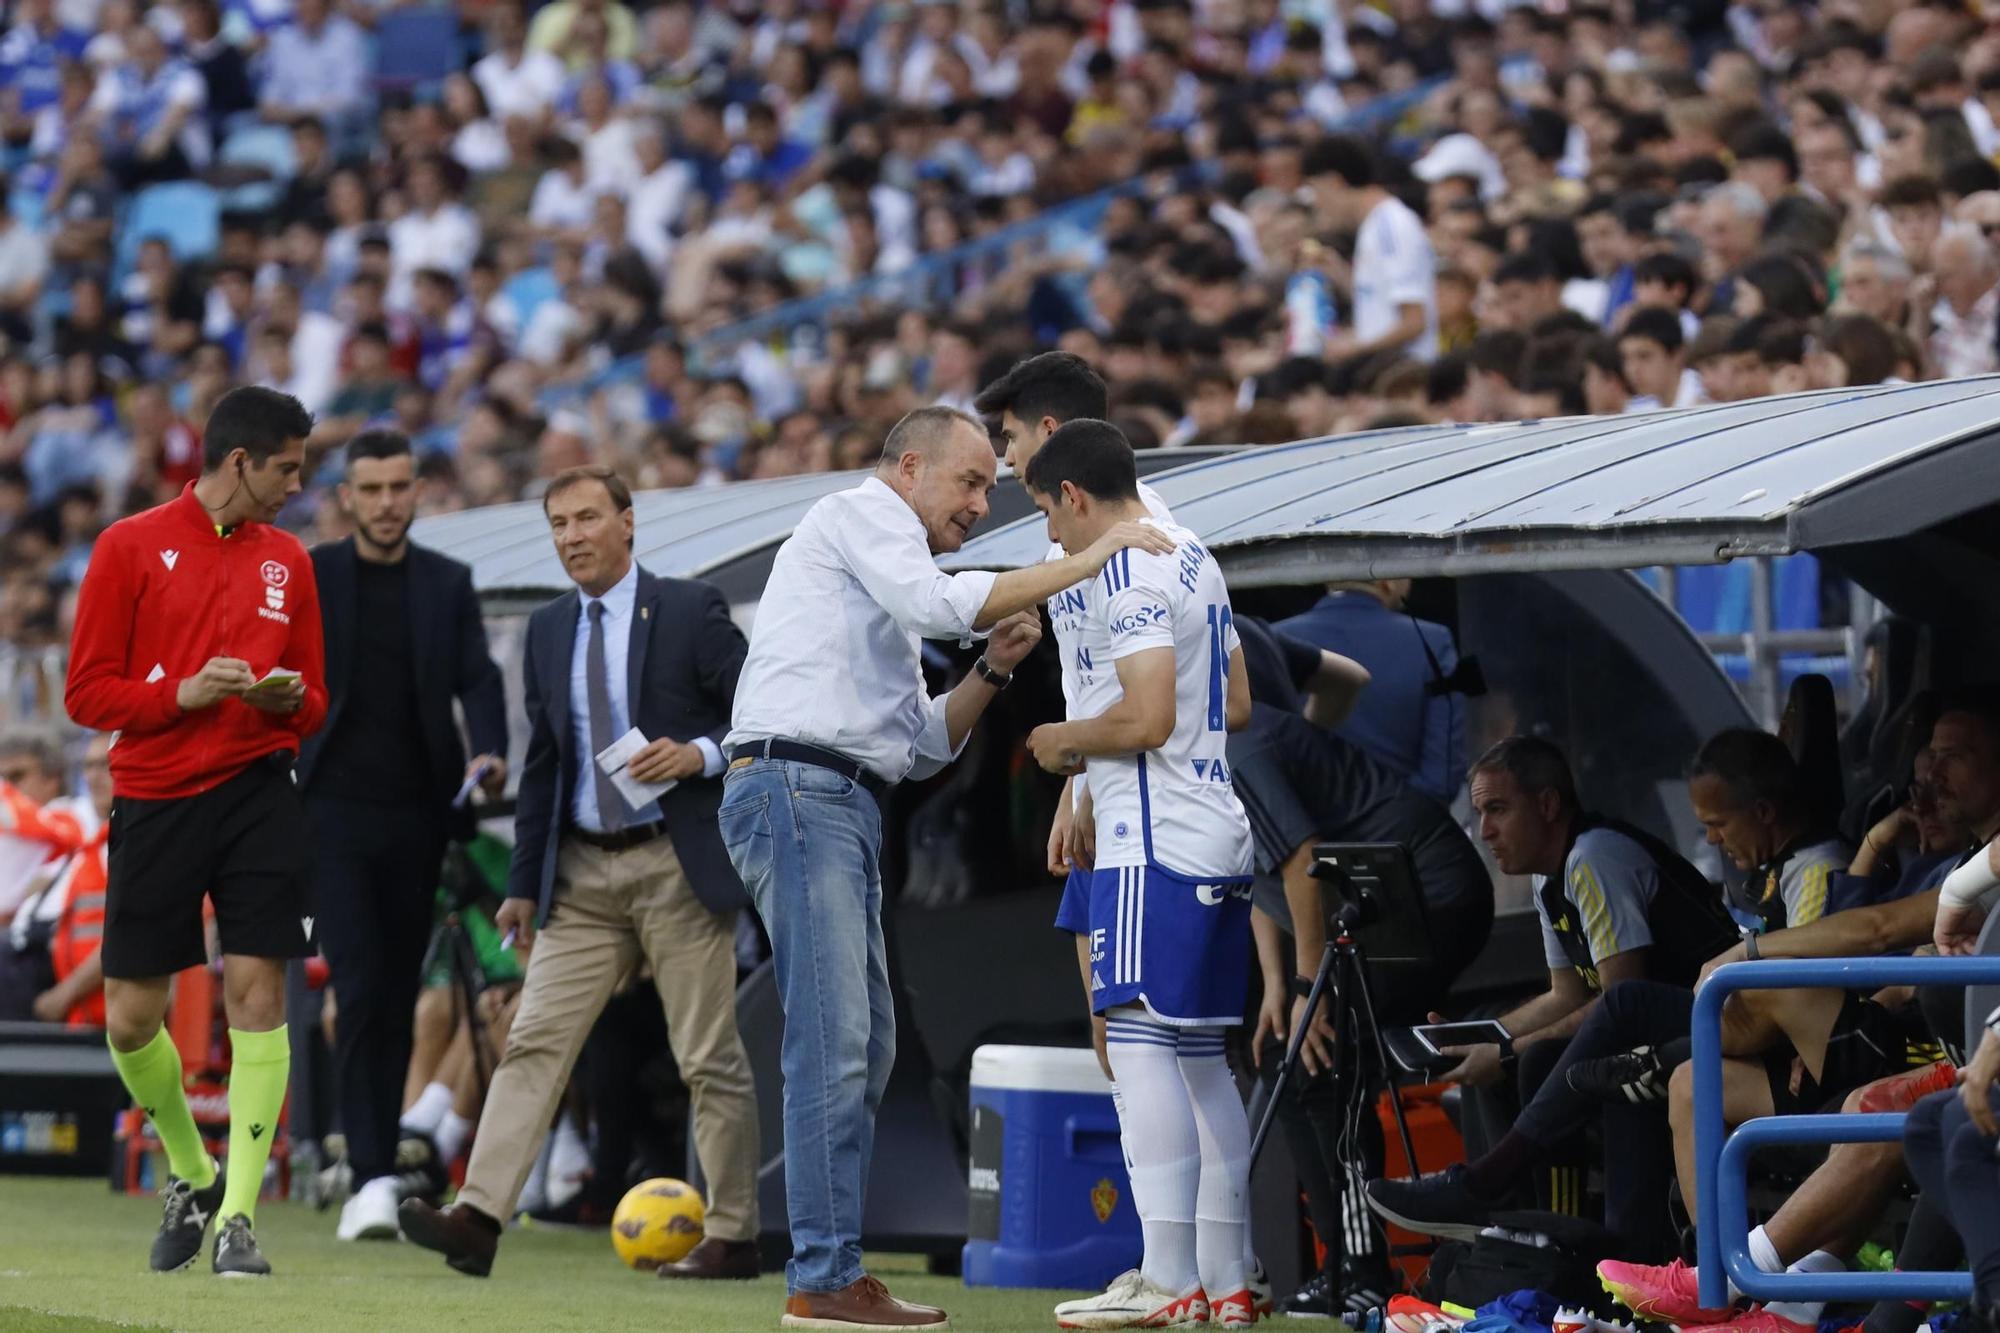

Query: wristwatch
1743,932,1761,960
973,656,1012,689
1288,974,1315,999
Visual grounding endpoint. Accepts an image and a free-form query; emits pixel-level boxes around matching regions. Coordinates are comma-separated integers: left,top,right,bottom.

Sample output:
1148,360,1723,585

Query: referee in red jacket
65,387,328,1279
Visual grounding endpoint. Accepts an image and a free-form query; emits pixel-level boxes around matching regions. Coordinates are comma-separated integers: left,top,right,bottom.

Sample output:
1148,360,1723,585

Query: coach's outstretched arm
830,511,1175,640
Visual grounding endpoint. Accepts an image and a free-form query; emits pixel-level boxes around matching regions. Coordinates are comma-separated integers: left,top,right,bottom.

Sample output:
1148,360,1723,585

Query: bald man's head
877,406,997,554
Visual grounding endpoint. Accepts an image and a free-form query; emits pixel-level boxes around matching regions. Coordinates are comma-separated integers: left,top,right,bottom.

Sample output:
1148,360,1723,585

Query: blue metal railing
1693,957,2000,1308
688,69,1468,366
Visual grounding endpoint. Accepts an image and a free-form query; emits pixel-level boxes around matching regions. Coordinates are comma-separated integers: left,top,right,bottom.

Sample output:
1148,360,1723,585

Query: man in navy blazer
298,430,508,1242
401,465,762,1282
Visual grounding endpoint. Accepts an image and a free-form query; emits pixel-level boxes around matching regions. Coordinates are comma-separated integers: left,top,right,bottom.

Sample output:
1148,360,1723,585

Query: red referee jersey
64,484,328,800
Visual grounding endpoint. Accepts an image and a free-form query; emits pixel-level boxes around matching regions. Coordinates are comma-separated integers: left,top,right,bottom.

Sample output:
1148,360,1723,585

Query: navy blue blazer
509,566,747,921
298,538,508,826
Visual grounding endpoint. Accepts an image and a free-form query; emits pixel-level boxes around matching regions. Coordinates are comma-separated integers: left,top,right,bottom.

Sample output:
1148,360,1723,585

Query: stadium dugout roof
412,470,861,612
412,448,1242,613
945,377,2000,586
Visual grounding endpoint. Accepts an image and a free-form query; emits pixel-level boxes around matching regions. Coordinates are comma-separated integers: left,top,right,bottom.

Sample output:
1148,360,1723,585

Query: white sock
1748,1225,1784,1274
1177,1027,1248,1300
434,1110,473,1164
1764,1250,1843,1327
1107,1009,1200,1294
401,1081,452,1137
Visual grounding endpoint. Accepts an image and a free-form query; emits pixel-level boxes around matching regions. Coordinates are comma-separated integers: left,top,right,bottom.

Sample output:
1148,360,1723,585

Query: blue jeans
718,758,892,1294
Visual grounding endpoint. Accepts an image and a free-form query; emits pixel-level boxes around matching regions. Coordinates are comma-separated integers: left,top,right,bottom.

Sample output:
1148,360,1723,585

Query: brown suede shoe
781,1276,949,1328
656,1236,760,1280
398,1199,500,1278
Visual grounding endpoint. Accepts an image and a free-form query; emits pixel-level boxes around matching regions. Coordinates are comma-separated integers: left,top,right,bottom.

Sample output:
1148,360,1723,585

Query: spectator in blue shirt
258,0,370,138
722,101,813,191
86,24,210,186
0,0,85,134
1278,580,1467,804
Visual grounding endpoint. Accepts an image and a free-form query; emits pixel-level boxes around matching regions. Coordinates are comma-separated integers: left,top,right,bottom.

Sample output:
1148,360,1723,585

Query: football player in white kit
975,356,1272,1319
1022,419,1258,1330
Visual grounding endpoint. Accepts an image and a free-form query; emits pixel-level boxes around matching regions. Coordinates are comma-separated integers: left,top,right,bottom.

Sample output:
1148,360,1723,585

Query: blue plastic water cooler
960,1044,1142,1290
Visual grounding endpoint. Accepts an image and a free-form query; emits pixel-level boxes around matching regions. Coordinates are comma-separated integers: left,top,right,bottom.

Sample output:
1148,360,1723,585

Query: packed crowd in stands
5,0,2000,662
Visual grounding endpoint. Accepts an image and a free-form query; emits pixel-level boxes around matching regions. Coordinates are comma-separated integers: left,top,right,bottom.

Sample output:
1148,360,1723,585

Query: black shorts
1766,991,1948,1114
102,753,313,979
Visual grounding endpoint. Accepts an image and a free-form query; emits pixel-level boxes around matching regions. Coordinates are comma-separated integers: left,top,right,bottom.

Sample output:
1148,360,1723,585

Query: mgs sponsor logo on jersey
1109,604,1169,635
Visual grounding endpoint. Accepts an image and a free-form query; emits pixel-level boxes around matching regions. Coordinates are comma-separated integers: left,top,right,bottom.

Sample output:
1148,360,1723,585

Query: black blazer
297,538,508,826
509,566,747,921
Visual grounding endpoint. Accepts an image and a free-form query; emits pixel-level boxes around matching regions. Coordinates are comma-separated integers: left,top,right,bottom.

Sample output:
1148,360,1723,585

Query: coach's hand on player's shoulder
242,676,306,714
983,610,1042,671
495,896,537,948
628,738,705,784
1077,520,1177,574
1028,723,1084,776
176,657,256,711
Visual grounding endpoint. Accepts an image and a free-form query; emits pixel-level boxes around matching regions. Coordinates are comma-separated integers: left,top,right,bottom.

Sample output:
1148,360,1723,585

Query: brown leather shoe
397,1199,499,1278
656,1235,760,1280
781,1275,949,1328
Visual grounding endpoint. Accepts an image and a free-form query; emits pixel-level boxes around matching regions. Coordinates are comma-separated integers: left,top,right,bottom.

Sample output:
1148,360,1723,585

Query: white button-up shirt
727,477,1000,784
568,563,722,832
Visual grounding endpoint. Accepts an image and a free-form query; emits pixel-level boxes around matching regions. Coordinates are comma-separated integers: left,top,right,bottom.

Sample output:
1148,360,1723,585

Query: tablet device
1411,1019,1510,1055
1308,842,1434,967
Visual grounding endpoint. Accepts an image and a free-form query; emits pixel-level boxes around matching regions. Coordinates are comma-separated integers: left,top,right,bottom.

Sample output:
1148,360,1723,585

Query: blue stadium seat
373,6,462,93
501,265,559,328
116,182,221,277
217,122,298,213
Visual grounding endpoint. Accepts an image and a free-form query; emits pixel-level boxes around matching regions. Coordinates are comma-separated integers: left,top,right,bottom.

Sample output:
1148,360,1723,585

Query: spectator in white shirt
1304,133,1438,361
720,406,1170,1329
258,0,370,135
0,187,48,344
387,153,480,309
472,1,565,124
624,120,692,272
567,75,639,193
88,24,209,185
528,137,598,243
1928,224,2000,380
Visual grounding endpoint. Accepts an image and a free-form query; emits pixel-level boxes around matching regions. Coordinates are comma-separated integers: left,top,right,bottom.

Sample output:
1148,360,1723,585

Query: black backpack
1420,1211,1618,1317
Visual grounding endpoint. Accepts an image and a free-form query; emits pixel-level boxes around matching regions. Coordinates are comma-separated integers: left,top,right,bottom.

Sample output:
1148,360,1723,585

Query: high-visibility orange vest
48,827,108,1027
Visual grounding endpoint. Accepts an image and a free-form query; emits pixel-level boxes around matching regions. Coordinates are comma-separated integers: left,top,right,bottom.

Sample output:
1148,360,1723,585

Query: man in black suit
401,465,761,1281
297,429,509,1241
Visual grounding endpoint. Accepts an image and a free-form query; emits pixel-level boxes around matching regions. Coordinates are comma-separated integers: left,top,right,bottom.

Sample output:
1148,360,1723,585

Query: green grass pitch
0,1177,1078,1332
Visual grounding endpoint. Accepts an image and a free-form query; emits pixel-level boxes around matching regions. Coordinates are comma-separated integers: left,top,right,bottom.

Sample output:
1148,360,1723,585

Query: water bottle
1285,269,1335,357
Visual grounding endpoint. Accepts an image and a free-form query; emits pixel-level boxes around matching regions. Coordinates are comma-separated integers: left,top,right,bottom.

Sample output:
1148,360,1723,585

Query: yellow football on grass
610,1177,706,1269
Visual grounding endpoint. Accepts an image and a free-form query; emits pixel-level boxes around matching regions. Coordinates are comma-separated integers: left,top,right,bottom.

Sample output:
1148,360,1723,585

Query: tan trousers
456,835,760,1240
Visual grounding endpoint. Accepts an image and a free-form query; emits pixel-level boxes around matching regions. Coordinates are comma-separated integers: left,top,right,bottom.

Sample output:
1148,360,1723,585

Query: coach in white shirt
721,405,1171,1330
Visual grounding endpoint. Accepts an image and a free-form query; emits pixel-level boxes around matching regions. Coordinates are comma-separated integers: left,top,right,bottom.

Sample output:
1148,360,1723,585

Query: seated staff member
1366,736,1739,1258
1228,701,1490,1318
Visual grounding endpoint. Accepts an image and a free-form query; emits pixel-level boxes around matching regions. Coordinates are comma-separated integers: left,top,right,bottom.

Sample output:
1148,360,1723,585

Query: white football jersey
1045,481,1170,810
1080,518,1253,880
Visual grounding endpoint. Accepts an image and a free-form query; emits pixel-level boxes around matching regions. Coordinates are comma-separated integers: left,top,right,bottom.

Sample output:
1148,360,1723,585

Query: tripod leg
1249,940,1340,1168
1348,942,1420,1178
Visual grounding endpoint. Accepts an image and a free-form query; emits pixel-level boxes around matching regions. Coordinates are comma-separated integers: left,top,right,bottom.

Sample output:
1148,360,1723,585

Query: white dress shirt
727,477,1000,784
567,563,722,832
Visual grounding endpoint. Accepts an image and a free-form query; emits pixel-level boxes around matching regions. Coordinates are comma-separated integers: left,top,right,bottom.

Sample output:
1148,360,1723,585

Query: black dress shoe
399,1199,500,1277
656,1236,760,1280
